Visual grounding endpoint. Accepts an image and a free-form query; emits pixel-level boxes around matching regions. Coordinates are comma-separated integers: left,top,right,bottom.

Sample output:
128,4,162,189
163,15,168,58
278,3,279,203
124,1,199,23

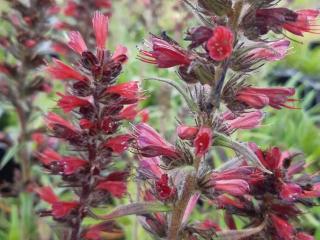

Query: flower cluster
134,0,319,239
36,11,141,239
0,0,58,189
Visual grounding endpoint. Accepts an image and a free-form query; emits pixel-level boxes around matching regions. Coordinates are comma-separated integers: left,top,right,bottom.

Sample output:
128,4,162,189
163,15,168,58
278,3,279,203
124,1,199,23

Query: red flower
45,112,77,132
296,232,315,240
64,0,78,16
96,181,127,198
83,222,122,240
301,183,320,198
57,92,91,113
134,123,179,158
38,149,62,165
61,156,88,175
96,172,128,198
118,104,138,120
177,125,199,140
46,59,87,81
207,26,234,61
193,127,213,157
92,11,108,49
256,8,319,37
224,110,264,132
213,179,250,196
249,143,282,171
105,81,139,103
155,174,175,200
35,187,79,219
67,31,88,55
138,36,191,68
270,214,294,240
236,87,296,109
280,183,302,201
94,0,112,9
249,40,290,61
104,134,133,154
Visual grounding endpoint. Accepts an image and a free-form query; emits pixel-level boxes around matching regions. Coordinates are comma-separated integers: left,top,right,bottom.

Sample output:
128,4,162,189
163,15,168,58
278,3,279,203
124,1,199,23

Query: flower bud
198,0,232,16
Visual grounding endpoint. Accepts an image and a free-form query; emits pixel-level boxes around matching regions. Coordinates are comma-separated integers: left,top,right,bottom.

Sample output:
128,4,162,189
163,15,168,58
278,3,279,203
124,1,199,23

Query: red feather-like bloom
134,123,179,158
92,11,108,49
138,36,191,68
67,31,88,54
207,26,234,61
57,93,91,113
46,59,87,81
236,86,296,109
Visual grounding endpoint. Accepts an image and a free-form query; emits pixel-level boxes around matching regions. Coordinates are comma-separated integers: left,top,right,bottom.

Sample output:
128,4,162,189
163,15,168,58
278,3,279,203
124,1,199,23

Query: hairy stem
167,174,195,240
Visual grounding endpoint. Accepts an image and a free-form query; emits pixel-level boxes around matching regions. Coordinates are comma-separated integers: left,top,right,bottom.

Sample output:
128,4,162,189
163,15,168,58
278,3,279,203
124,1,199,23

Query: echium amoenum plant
0,0,57,192
36,12,141,239
136,0,320,239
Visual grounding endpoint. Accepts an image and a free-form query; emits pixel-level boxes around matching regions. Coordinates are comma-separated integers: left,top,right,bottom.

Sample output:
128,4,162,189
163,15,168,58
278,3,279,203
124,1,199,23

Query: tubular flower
270,214,294,240
46,59,87,81
57,92,91,113
224,110,264,132
194,127,213,157
92,11,108,49
255,8,320,37
104,134,133,154
249,40,291,61
177,125,199,140
236,86,296,109
134,123,179,158
35,187,79,219
207,26,234,61
67,31,88,54
213,179,250,196
138,36,192,68
105,81,140,104
45,112,78,139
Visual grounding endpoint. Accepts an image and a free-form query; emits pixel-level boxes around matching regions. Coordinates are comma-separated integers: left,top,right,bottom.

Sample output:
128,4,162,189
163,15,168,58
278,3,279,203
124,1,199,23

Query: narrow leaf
215,219,266,240
96,202,171,221
144,77,199,113
0,144,19,170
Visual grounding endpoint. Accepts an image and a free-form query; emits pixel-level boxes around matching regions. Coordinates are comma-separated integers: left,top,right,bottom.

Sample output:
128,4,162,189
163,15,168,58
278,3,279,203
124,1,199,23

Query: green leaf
9,205,20,240
144,77,199,113
0,144,19,170
96,202,171,221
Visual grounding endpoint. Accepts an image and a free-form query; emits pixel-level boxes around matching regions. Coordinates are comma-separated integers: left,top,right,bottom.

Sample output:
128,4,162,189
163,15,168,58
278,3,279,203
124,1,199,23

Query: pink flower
236,87,296,109
270,214,294,240
94,0,112,9
139,157,163,179
296,232,315,240
138,36,191,68
57,92,91,113
92,11,108,49
225,111,264,131
104,134,133,154
177,125,199,140
134,123,179,158
67,31,87,55
46,59,87,82
214,179,250,196
301,183,320,198
249,40,290,61
207,26,234,61
194,127,213,157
